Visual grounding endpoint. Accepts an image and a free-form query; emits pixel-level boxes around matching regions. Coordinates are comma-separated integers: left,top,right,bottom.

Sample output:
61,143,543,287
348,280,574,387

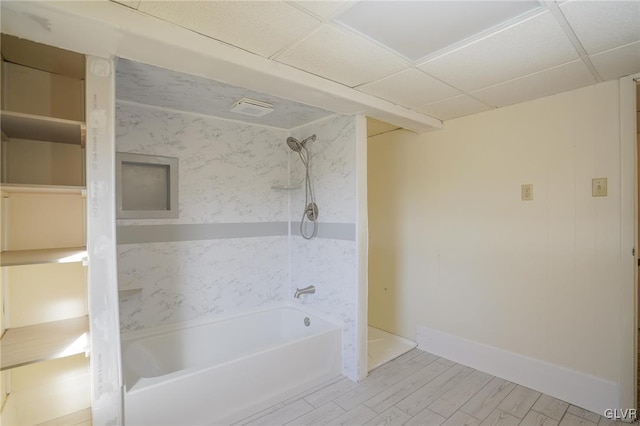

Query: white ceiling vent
230,98,274,117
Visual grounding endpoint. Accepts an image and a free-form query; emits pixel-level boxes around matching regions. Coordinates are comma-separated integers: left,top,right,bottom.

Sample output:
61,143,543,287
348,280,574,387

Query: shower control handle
305,203,318,221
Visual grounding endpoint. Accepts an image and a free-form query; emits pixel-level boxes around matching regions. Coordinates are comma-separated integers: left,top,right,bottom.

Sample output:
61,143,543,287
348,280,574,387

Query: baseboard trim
416,326,619,415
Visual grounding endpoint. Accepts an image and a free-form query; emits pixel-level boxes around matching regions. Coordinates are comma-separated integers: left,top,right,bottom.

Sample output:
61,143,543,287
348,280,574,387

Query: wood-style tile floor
232,348,622,426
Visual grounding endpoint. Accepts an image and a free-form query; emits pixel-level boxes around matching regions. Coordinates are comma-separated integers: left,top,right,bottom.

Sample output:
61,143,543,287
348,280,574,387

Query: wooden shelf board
0,247,87,267
35,407,92,426
1,183,86,195
1,316,89,371
1,110,85,145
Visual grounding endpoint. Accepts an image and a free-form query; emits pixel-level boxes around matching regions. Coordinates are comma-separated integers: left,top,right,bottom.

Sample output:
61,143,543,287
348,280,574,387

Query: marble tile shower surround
115,58,333,129
290,114,357,224
116,101,290,225
118,237,289,331
116,101,362,381
289,114,359,379
291,237,358,380
116,101,292,331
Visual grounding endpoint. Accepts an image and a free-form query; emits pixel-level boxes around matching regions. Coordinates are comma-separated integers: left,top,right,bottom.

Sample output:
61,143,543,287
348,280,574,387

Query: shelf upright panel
85,55,123,425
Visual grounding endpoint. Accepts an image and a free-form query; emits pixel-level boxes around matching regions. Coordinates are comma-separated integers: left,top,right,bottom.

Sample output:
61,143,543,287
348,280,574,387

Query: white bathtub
121,305,342,425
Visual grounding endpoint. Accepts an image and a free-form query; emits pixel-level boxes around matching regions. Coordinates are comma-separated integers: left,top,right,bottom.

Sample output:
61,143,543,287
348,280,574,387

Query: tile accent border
290,222,356,241
117,222,356,244
117,222,288,244
416,326,618,416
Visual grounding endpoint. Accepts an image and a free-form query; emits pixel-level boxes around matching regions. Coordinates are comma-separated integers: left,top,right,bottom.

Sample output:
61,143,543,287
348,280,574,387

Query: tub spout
294,285,315,298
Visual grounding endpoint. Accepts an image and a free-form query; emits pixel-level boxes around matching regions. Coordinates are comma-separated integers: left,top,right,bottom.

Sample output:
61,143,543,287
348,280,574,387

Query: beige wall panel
0,268,4,336
1,34,86,80
1,193,6,421
6,262,87,328
0,369,16,426
0,295,5,413
368,81,622,383
2,62,85,122
1,192,6,334
1,355,90,426
6,193,84,250
367,129,426,335
4,139,83,186
572,81,620,379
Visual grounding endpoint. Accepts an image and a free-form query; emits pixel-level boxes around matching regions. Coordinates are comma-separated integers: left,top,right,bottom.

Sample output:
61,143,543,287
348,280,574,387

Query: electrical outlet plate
521,184,533,201
592,177,607,197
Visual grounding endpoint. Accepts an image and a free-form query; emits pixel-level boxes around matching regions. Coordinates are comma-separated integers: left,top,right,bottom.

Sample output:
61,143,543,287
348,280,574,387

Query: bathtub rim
120,301,341,343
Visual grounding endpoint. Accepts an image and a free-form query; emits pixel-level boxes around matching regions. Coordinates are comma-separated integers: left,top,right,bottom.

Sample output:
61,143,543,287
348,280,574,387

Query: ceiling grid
109,0,640,123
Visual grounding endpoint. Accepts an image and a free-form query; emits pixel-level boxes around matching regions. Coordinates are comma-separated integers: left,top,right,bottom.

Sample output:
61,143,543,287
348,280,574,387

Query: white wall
368,81,624,408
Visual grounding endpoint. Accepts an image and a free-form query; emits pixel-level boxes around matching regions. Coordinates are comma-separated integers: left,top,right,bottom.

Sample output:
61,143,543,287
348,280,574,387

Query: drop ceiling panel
471,60,595,108
136,1,321,57
115,59,333,129
357,69,460,109
334,1,541,62
560,0,640,55
102,0,640,127
418,95,491,121
275,25,408,87
291,1,352,18
590,41,640,81
419,11,580,92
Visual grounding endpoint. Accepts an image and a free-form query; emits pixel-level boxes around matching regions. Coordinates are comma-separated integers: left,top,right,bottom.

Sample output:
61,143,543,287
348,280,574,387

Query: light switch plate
521,184,533,201
592,177,607,197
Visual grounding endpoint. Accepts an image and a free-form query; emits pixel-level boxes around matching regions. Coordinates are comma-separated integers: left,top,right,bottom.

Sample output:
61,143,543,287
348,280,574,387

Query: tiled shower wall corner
290,115,359,380
116,102,290,330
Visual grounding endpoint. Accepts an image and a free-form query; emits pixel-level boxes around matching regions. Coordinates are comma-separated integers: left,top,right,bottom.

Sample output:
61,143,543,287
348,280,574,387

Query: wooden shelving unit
1,110,85,146
1,316,89,371
0,247,86,267
1,35,91,425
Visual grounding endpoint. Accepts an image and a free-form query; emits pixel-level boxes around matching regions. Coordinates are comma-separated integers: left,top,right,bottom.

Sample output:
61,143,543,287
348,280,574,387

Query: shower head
286,135,316,152
286,137,303,152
